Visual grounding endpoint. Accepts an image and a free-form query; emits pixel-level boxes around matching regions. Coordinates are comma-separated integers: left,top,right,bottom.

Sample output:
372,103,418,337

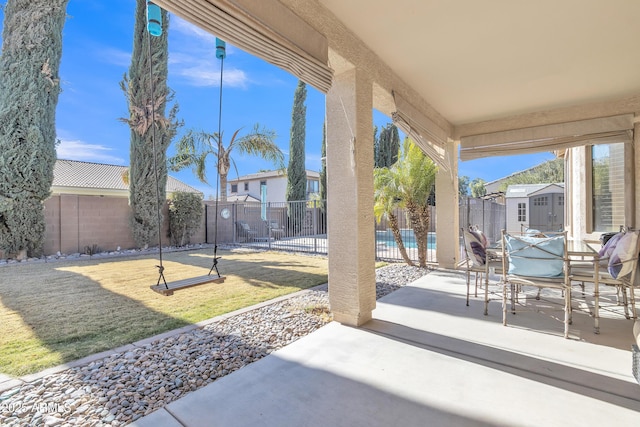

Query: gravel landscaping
0,263,429,426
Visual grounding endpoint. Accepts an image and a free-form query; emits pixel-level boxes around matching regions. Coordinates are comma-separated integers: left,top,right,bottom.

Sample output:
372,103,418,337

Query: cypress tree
319,122,327,207
286,80,307,233
319,122,327,233
0,0,69,258
120,0,181,247
286,80,307,202
375,123,400,168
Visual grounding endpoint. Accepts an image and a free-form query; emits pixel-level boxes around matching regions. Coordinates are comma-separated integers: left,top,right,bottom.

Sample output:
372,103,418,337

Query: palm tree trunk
407,201,429,267
220,173,228,202
389,212,414,266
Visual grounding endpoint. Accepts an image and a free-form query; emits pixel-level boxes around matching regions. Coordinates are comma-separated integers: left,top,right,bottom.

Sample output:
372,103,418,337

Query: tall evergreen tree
319,122,327,207
286,80,307,202
318,122,327,233
286,80,307,234
374,123,400,168
0,0,69,259
120,0,180,247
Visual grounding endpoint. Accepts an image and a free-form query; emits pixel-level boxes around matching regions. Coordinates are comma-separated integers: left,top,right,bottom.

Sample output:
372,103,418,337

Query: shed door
529,193,564,232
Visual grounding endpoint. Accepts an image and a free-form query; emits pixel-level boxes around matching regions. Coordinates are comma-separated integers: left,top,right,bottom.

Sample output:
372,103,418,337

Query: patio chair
235,220,258,243
267,220,285,240
571,229,640,321
461,227,502,314
501,230,572,338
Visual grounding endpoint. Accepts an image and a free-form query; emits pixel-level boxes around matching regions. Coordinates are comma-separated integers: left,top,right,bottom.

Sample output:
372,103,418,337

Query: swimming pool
376,229,436,249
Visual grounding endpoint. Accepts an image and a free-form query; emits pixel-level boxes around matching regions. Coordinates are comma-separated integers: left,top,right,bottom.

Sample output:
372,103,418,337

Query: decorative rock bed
0,264,429,426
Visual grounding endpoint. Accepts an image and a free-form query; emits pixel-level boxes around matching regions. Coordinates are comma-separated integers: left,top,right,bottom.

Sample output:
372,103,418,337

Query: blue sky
0,0,554,197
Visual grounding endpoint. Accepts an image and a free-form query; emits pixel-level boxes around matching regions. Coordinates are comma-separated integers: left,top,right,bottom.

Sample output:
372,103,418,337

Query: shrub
168,192,203,246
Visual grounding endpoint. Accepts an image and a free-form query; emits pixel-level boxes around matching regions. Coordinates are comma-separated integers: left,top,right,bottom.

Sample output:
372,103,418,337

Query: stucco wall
43,195,156,254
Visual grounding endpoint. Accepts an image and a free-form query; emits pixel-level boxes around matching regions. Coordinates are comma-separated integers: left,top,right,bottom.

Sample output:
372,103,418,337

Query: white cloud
100,47,131,67
57,139,126,164
176,65,248,88
172,16,216,43
169,15,248,88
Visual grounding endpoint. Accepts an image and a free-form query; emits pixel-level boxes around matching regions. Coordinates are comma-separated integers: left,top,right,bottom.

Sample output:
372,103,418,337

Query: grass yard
0,249,328,376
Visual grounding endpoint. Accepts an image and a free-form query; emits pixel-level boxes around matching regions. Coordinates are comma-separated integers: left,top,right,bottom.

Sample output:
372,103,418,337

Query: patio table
568,239,601,334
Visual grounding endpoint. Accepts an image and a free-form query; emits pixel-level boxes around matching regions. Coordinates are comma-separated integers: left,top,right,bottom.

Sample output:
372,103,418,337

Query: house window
591,143,625,232
231,184,238,193
260,180,267,186
244,182,249,191
517,203,526,222
307,179,319,195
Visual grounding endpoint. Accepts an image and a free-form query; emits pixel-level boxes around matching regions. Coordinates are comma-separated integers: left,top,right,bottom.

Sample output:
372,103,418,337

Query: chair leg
567,286,572,325
616,286,623,305
503,281,508,326
622,286,631,319
474,273,479,298
564,288,570,339
484,269,490,316
630,285,637,320
466,271,470,307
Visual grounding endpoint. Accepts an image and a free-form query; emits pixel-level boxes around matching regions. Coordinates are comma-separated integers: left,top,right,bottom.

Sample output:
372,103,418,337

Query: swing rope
145,3,226,294
146,3,167,289
208,38,226,277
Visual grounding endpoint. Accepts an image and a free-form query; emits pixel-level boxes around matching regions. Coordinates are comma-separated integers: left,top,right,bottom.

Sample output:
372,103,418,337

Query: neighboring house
228,170,320,203
505,183,564,233
484,176,510,195
52,159,202,197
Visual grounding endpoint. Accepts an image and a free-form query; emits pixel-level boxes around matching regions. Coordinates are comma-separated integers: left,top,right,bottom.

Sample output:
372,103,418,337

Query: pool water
376,229,436,249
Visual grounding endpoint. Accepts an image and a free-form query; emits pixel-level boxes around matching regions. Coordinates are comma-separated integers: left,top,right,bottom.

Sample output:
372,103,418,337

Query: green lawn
0,249,328,376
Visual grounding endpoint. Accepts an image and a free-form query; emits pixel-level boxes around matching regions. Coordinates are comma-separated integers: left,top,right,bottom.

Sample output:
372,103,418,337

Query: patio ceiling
154,0,640,140
319,0,640,127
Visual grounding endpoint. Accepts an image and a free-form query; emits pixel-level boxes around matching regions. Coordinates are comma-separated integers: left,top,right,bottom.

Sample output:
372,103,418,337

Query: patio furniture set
462,226,640,339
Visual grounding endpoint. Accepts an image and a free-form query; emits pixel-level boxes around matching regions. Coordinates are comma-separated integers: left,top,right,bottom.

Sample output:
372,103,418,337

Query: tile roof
52,159,202,194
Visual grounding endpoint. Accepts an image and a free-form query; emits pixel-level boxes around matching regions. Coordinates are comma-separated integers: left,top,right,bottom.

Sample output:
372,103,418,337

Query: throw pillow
463,229,486,266
505,234,565,278
608,231,639,279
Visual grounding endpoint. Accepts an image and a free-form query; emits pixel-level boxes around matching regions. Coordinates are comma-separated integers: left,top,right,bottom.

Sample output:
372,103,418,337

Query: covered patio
132,271,640,426
140,0,640,423
151,0,640,328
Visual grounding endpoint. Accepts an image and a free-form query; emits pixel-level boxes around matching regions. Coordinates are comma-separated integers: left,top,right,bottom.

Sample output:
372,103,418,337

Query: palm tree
374,138,438,267
397,139,438,267
374,166,414,266
168,124,284,201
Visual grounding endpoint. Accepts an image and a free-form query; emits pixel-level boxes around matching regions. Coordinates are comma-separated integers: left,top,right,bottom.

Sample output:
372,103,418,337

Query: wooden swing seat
150,275,226,296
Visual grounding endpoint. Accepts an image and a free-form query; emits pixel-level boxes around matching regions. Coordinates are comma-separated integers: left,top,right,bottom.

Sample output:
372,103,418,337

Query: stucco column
435,141,459,268
326,68,375,326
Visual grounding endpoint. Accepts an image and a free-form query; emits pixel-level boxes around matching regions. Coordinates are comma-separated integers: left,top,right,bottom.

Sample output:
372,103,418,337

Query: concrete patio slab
131,270,640,427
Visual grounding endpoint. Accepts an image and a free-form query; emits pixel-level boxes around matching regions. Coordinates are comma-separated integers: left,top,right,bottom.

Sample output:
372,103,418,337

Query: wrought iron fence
204,200,328,254
374,205,437,264
204,199,440,264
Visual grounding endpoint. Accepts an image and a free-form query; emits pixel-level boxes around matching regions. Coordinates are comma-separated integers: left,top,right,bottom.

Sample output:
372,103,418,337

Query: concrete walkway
131,270,640,427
